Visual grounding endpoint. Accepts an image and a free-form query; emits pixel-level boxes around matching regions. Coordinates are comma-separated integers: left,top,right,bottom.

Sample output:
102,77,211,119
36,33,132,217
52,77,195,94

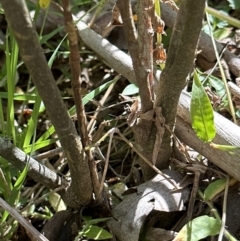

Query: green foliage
210,142,240,155
49,192,66,212
83,225,112,240
174,216,221,241
6,29,19,144
204,177,237,201
227,0,240,9
75,217,112,240
202,12,232,40
122,83,139,96
190,70,216,142
201,73,225,98
1,164,29,224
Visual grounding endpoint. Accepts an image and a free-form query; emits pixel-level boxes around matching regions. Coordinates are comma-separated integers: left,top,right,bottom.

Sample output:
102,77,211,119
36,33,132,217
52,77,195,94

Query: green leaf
39,0,51,9
122,83,139,96
1,164,29,223
23,138,59,153
190,70,216,142
22,96,43,147
112,182,128,199
49,192,66,212
0,92,37,101
69,76,120,116
227,0,240,9
40,26,65,44
213,27,232,40
204,177,237,201
173,216,221,241
84,225,113,240
86,217,112,225
206,75,225,97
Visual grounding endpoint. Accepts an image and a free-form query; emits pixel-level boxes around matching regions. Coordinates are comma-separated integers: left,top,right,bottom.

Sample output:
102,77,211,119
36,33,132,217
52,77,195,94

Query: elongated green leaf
6,29,19,145
191,70,216,142
204,177,237,201
173,216,221,241
40,26,65,44
0,92,37,101
49,192,66,212
201,73,225,97
122,83,139,95
36,77,120,143
23,138,59,153
1,163,29,223
84,225,113,240
22,97,43,147
210,142,240,154
86,217,112,225
0,98,5,134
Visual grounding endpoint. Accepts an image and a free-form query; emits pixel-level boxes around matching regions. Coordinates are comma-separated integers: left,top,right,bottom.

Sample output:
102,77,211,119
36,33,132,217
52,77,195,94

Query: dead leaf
102,4,122,38
107,169,190,241
127,99,141,127
153,43,167,64
153,15,166,35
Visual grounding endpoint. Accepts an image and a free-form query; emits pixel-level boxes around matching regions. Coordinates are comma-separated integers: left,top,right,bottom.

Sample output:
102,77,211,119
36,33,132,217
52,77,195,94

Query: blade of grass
0,98,5,134
1,162,29,223
6,30,19,145
205,2,237,124
22,97,43,147
0,92,37,101
39,3,50,38
36,77,120,143
0,167,11,200
22,34,66,148
24,138,59,153
69,76,121,116
205,6,240,29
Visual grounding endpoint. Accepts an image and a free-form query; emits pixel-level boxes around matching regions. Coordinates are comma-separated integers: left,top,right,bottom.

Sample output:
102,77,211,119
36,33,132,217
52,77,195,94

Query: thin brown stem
0,0,93,207
61,0,100,200
116,0,153,113
62,0,88,148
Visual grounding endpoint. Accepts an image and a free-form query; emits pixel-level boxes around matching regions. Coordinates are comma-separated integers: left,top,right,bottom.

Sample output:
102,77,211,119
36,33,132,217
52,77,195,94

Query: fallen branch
0,137,67,189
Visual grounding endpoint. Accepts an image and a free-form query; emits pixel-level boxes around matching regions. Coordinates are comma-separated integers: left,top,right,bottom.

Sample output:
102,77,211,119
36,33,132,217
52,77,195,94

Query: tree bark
117,0,205,179
154,0,206,170
0,0,93,208
61,0,100,200
75,6,240,181
117,0,157,180
0,137,67,189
